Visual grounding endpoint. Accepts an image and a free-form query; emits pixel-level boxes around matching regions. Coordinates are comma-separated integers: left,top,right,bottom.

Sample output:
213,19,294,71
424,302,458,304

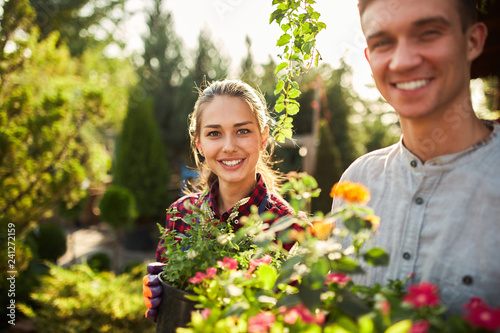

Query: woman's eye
207,131,220,137
237,129,250,135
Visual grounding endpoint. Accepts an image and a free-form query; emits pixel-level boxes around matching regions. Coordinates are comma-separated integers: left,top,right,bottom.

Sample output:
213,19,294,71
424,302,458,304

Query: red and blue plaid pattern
156,174,297,261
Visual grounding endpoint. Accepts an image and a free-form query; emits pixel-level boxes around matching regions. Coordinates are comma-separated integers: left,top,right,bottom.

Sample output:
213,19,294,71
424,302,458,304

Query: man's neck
400,109,490,163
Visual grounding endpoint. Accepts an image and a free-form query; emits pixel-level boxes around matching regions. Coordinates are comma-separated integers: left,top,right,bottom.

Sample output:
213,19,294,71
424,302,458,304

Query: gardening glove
143,262,167,322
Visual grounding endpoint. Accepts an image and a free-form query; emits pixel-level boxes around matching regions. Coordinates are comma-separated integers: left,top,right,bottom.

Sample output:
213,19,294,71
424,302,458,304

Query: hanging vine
269,0,326,143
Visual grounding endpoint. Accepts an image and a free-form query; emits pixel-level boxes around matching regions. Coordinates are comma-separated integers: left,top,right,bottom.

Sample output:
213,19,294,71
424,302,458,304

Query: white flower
187,249,198,259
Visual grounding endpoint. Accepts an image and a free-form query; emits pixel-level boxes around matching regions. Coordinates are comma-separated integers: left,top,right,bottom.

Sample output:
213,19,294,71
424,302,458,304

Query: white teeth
221,159,242,167
395,79,430,91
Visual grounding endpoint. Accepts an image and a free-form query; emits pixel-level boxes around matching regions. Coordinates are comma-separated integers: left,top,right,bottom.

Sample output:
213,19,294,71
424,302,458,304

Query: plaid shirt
156,174,297,262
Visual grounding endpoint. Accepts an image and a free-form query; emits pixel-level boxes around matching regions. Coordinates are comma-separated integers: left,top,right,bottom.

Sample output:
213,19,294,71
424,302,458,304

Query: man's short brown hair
358,0,478,31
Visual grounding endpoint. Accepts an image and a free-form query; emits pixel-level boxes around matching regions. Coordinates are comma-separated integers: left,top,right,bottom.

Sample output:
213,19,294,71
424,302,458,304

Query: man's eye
421,30,441,40
371,40,391,50
237,129,250,135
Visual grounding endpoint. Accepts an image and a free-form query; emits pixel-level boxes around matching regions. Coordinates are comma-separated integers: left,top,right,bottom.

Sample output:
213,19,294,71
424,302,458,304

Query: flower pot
156,273,197,333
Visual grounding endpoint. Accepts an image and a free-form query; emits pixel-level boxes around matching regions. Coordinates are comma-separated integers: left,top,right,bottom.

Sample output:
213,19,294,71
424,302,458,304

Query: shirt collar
205,173,268,217
399,120,500,169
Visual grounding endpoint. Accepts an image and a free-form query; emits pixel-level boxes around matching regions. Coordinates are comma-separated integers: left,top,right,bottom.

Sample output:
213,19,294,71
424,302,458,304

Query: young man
333,0,500,314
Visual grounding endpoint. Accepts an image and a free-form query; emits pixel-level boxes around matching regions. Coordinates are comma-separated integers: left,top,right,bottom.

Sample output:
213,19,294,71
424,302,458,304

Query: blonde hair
188,79,283,193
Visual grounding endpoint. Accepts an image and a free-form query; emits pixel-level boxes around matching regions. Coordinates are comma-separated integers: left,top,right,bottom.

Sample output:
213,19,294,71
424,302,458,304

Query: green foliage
0,0,135,238
113,95,169,223
312,120,343,213
18,263,155,333
98,185,137,230
25,222,67,262
139,0,186,158
87,251,112,272
29,0,128,56
270,0,327,142
157,195,279,292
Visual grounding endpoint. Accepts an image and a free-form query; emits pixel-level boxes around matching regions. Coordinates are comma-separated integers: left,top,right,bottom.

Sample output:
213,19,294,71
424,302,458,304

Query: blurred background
0,0,498,331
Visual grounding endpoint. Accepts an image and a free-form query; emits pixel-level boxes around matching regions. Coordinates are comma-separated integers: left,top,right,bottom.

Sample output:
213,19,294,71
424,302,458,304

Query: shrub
26,222,67,262
18,263,155,333
87,251,112,272
98,185,137,230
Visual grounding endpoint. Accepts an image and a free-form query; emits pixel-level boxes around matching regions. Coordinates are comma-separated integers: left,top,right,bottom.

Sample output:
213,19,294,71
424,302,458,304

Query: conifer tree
113,96,169,224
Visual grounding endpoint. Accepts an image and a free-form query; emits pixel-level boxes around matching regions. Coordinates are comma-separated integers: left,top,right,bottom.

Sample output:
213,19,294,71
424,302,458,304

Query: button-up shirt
333,121,500,314
156,173,296,261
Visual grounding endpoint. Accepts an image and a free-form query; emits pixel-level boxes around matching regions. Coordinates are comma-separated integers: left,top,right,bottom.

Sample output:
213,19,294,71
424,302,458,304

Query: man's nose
389,40,422,72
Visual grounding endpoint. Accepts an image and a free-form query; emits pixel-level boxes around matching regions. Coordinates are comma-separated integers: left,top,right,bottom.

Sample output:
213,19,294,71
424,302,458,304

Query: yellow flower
330,181,371,205
364,215,381,228
308,220,335,240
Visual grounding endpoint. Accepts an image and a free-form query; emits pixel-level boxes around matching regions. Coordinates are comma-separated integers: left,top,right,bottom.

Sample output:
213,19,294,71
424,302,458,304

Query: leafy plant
174,175,500,333
25,222,67,262
270,0,327,142
157,193,286,292
18,263,155,333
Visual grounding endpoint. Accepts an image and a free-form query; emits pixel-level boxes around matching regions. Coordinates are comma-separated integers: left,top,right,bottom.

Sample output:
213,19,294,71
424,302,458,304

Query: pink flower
248,311,276,333
325,273,351,286
205,267,217,278
189,271,206,284
201,308,211,320
410,320,430,333
463,297,500,331
380,300,391,316
217,257,239,270
246,255,272,277
403,282,440,309
188,267,217,284
280,304,325,325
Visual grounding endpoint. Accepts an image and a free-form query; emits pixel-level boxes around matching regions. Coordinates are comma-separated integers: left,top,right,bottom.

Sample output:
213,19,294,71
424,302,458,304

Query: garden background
0,0,498,332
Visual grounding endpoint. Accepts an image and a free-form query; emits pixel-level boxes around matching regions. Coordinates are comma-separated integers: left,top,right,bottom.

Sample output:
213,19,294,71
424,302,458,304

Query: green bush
113,96,170,223
18,263,155,333
87,251,112,272
98,185,137,230
26,222,67,262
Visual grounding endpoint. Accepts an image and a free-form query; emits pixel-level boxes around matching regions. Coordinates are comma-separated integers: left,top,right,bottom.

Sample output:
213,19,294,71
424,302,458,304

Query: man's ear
364,48,371,64
467,22,488,62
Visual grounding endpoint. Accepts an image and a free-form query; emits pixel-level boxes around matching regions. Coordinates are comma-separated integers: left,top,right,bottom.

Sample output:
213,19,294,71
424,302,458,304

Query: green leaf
363,247,390,266
275,61,288,75
274,80,285,95
277,33,291,47
287,103,300,115
288,88,301,98
330,256,363,274
256,265,278,290
275,102,285,113
281,23,291,32
358,315,375,333
384,320,412,333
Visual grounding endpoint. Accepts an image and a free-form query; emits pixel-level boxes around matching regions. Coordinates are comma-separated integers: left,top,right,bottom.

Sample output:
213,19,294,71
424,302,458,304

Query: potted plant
173,175,500,333
155,194,288,333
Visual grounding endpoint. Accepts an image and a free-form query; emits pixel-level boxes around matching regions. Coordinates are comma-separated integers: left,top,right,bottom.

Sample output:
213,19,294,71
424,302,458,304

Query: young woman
143,79,298,322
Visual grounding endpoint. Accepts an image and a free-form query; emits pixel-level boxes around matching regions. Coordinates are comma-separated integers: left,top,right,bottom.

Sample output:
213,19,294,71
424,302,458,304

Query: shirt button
233,219,239,225
403,252,411,260
415,197,424,205
410,160,418,168
462,275,474,285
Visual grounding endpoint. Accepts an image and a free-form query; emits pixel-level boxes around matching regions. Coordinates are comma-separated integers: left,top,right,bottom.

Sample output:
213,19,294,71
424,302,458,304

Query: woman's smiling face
196,95,267,190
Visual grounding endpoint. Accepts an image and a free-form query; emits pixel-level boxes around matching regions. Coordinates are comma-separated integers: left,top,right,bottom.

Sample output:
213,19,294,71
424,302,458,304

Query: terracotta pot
156,273,197,333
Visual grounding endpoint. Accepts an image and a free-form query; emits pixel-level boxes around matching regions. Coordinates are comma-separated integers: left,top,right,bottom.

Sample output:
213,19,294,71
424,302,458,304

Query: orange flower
365,215,381,228
309,220,335,240
330,181,371,205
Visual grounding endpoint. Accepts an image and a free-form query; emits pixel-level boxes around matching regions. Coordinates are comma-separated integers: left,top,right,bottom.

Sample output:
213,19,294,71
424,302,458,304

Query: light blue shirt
333,121,500,314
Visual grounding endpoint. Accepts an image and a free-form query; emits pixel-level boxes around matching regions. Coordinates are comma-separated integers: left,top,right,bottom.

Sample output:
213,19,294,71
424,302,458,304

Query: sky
122,0,380,99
